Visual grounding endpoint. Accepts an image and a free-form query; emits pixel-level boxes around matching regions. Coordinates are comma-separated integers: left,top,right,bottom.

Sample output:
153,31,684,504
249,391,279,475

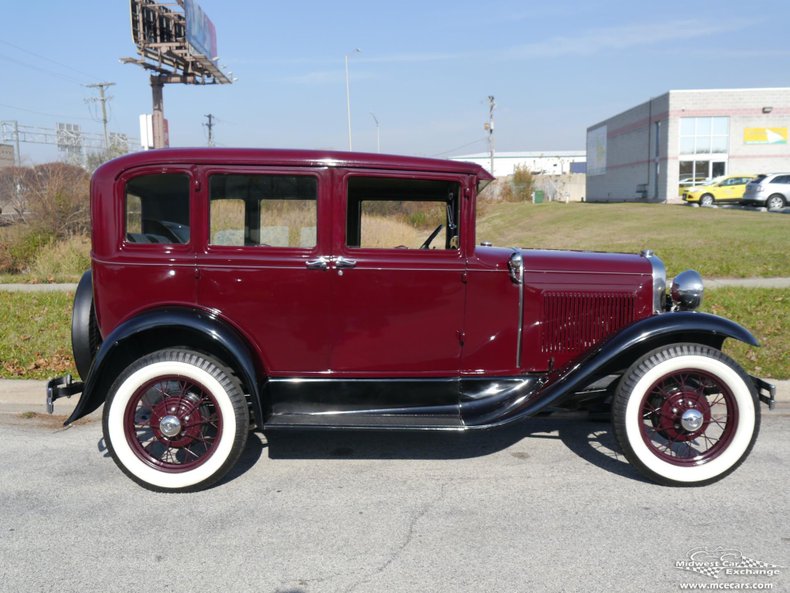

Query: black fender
64,307,264,426
71,270,101,380
466,311,758,428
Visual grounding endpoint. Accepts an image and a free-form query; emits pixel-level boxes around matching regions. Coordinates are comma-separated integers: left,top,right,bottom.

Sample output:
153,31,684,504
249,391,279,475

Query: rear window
125,173,190,244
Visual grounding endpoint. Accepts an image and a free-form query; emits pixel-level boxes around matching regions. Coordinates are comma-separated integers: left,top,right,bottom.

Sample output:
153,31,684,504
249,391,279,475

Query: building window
679,117,729,155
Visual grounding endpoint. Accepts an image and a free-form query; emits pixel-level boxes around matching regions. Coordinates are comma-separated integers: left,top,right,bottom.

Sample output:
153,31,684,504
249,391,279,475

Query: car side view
742,173,790,210
47,149,775,492
681,174,756,206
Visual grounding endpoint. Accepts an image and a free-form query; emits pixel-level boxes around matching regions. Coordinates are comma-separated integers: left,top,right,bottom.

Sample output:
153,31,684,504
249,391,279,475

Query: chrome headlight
641,250,666,314
671,270,704,311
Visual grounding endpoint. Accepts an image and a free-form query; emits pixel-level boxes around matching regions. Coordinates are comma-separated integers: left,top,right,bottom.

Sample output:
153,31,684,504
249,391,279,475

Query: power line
431,137,487,157
0,52,87,85
0,102,94,122
0,38,100,81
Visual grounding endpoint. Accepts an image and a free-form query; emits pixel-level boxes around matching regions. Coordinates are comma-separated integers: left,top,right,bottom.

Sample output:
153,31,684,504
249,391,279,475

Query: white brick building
586,88,790,202
450,150,586,178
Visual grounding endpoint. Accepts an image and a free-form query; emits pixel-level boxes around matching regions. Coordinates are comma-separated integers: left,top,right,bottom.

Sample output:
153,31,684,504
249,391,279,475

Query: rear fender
64,307,264,426
467,312,758,427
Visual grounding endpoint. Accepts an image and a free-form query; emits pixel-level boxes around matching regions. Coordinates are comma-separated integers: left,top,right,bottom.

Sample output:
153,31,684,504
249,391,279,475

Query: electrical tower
203,113,215,146
84,82,116,150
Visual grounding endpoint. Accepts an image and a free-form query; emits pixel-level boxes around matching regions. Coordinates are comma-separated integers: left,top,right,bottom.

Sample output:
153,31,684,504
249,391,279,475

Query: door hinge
194,267,200,279
461,271,468,284
457,330,465,346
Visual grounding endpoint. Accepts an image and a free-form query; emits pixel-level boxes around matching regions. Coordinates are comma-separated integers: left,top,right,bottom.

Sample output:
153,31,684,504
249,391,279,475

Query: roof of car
96,147,495,180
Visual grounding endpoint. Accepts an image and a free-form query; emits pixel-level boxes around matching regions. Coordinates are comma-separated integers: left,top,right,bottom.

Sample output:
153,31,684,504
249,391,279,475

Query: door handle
305,256,330,270
334,256,357,269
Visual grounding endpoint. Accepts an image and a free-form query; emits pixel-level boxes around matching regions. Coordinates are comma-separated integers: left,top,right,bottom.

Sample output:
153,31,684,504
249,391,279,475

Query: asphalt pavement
0,380,787,593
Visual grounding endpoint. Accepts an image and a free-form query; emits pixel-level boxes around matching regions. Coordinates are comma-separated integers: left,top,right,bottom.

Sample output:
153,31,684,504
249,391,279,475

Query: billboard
586,126,607,176
743,127,788,145
185,0,218,60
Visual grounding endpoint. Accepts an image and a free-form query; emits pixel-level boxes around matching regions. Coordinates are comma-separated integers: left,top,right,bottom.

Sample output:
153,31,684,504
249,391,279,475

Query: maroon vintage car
47,148,774,492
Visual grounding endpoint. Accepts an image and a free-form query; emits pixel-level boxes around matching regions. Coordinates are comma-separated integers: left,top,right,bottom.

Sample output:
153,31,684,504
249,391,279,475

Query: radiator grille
541,291,636,353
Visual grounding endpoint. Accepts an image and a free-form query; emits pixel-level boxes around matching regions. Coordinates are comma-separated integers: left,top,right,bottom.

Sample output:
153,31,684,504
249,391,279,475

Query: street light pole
345,48,361,151
370,112,380,153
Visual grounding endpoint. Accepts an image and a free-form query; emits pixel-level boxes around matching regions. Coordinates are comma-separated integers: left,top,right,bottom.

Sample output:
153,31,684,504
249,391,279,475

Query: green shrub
30,235,91,280
6,228,56,273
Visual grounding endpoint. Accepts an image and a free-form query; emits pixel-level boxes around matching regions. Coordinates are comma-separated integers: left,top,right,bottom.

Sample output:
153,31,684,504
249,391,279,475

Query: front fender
467,312,758,427
64,307,263,425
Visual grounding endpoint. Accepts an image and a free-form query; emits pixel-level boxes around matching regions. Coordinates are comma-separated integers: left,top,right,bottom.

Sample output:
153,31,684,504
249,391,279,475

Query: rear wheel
612,343,759,486
766,194,785,210
103,349,249,492
699,194,715,207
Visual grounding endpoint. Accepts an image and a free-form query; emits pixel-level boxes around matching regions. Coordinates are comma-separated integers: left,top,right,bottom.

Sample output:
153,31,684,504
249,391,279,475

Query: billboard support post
151,76,166,149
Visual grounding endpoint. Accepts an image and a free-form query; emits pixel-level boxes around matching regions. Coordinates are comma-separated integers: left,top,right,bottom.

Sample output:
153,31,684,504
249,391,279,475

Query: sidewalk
1,378,787,417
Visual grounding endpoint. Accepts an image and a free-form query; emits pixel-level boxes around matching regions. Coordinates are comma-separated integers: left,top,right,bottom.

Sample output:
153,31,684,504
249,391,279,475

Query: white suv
742,173,790,210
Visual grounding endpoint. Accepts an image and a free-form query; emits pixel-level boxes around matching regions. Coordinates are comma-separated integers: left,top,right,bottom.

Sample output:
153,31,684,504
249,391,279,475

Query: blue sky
2,0,789,163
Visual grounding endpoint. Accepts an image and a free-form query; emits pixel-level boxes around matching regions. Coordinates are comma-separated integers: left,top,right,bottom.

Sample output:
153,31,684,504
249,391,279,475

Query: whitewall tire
612,343,759,486
103,350,249,492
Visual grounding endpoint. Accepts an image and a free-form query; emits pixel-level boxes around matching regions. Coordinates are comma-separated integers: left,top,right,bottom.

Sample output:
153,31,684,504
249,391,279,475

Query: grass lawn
0,287,786,381
477,202,790,278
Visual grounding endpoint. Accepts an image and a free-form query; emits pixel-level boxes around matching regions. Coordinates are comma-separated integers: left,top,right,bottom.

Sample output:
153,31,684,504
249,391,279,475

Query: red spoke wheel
103,350,249,492
613,344,759,486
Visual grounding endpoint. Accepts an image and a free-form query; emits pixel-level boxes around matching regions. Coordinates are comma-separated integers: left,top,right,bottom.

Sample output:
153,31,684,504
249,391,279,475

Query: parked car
742,173,790,210
47,149,774,492
681,174,755,206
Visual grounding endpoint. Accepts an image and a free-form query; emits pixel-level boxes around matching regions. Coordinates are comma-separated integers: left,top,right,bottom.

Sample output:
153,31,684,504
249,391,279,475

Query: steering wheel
419,224,443,249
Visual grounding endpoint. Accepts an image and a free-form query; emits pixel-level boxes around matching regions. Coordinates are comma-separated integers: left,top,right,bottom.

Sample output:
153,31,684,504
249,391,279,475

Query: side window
209,174,317,248
346,177,460,250
775,176,790,184
125,174,190,244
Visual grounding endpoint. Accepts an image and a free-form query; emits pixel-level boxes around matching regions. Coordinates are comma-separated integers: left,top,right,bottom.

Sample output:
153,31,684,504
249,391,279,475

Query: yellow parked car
682,174,756,207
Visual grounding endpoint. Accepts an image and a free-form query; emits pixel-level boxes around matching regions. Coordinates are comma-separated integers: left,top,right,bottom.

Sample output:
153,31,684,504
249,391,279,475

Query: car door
195,165,335,375
326,169,467,376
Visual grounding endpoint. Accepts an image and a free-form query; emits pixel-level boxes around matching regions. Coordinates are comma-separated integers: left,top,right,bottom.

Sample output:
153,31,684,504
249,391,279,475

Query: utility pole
85,82,116,150
485,95,496,175
370,112,380,153
204,114,216,146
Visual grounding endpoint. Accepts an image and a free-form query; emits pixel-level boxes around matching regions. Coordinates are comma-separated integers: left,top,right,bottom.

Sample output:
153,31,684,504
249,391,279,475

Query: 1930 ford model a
47,149,775,492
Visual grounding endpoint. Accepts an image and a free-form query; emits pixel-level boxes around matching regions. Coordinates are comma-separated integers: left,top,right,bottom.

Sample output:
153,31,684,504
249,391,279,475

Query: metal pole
488,95,496,176
151,76,166,149
13,120,21,166
370,112,380,153
345,49,360,151
204,113,215,146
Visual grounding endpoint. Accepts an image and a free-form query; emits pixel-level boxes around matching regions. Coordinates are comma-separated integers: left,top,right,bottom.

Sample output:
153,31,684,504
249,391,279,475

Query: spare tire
71,270,101,380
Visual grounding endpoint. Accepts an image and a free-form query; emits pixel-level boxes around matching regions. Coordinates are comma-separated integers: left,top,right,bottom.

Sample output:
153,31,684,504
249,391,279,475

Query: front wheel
103,349,249,492
700,194,715,207
612,343,759,486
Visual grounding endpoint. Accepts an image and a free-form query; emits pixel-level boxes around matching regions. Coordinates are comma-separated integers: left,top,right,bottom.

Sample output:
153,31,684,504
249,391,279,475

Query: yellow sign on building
743,127,788,145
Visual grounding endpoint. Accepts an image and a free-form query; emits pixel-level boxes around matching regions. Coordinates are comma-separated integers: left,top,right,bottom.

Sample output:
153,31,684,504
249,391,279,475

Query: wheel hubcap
681,408,704,432
159,415,182,437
